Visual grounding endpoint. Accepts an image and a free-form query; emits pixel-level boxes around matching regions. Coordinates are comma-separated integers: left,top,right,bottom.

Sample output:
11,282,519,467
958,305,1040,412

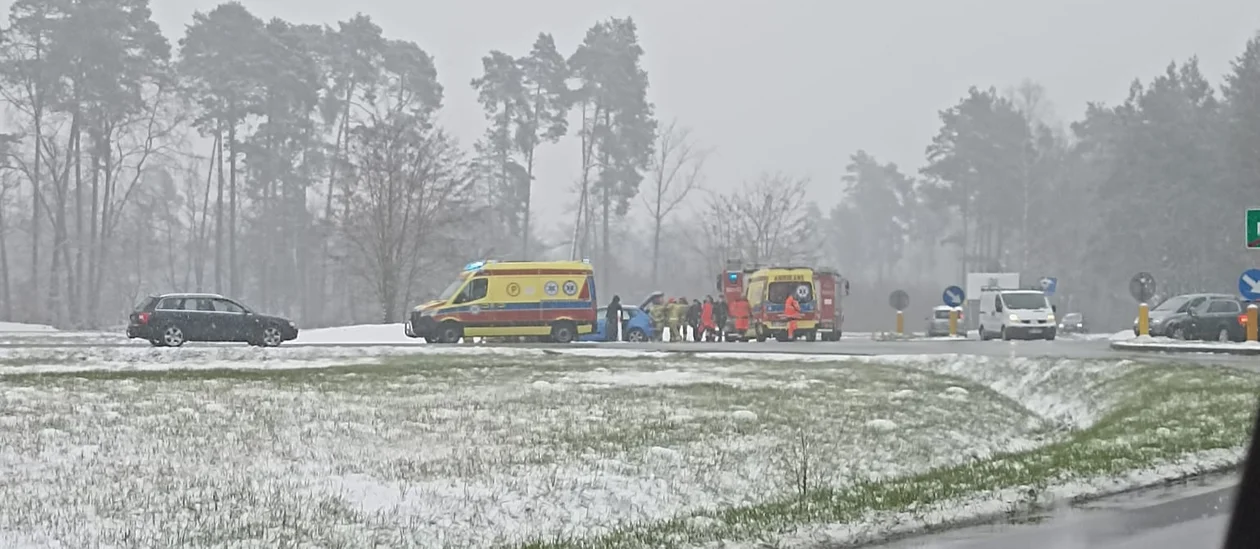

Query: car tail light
1239,313,1248,325
137,312,150,324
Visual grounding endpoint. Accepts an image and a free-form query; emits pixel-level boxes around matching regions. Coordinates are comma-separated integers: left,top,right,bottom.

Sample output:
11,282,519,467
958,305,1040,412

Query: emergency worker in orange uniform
729,298,750,336
783,292,802,340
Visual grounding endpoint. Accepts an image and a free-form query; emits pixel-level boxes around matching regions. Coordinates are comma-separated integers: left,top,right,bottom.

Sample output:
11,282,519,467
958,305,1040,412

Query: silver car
926,306,962,337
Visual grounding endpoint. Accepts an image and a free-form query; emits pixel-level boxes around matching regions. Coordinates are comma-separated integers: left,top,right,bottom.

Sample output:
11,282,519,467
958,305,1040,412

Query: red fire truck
717,260,754,341
814,268,849,341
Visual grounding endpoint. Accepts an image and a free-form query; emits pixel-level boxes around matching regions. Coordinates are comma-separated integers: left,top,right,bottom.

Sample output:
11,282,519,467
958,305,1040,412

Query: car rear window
933,310,951,319
134,296,159,312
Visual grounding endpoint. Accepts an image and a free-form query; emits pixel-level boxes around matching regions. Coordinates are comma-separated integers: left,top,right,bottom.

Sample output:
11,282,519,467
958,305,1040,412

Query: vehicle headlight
288,321,296,328
1046,313,1055,321
1150,317,1163,325
1008,313,1019,322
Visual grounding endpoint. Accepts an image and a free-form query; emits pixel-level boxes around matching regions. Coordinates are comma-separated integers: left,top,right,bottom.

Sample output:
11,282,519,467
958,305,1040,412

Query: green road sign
1250,209,1260,249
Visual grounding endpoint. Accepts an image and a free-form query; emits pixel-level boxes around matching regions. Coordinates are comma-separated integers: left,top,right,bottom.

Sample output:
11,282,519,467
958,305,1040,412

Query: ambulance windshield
437,276,466,302
768,282,812,304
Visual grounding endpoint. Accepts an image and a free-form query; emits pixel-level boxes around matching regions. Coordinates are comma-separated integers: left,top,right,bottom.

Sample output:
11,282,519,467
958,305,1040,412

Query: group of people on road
647,296,728,342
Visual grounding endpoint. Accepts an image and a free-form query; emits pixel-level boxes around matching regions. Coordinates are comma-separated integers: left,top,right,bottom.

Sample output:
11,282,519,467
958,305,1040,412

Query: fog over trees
0,0,1257,330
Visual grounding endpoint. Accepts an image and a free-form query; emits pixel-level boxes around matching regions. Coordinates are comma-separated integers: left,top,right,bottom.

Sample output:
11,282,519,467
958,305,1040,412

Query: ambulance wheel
550,321,576,343
437,321,463,344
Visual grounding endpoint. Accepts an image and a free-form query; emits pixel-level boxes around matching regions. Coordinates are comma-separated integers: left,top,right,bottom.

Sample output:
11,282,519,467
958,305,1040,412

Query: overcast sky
27,0,1260,237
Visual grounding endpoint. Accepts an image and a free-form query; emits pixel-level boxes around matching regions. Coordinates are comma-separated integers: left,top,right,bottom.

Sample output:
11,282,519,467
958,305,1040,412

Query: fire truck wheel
805,331,817,342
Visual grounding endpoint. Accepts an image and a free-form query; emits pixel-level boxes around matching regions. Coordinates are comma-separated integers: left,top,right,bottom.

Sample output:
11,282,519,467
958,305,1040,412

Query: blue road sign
1039,277,1058,296
1239,269,1260,300
942,285,965,307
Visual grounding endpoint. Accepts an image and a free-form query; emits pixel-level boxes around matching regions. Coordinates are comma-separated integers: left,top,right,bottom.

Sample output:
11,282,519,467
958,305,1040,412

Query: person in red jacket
700,296,717,342
784,293,802,340
729,298,750,337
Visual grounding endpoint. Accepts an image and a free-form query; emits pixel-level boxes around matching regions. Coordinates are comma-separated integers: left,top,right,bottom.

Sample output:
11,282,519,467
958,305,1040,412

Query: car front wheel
626,328,648,342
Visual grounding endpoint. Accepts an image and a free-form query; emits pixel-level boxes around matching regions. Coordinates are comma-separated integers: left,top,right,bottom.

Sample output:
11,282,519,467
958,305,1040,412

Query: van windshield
768,282,812,303
1002,293,1049,310
1153,296,1189,312
436,277,466,302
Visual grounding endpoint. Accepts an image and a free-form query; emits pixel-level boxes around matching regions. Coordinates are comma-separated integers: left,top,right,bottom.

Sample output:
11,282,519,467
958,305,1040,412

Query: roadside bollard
1248,304,1258,342
1137,303,1149,337
949,308,959,337
896,311,904,334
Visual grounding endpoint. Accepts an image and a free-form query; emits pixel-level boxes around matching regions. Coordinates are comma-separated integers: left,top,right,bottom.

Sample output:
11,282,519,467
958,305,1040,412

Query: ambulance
405,260,598,343
744,266,818,342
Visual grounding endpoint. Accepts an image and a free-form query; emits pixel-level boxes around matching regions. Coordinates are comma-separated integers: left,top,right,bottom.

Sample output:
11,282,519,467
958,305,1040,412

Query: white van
978,289,1056,341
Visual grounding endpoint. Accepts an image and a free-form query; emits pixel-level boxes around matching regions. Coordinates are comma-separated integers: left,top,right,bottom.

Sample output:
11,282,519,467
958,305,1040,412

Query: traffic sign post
1039,277,1057,296
1129,272,1156,337
1239,269,1260,301
889,290,909,334
1248,304,1258,342
942,286,965,307
1248,209,1260,249
1129,272,1156,303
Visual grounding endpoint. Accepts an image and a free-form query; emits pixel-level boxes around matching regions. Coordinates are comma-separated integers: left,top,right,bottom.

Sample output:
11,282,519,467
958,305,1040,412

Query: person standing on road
700,296,716,342
667,298,685,342
605,295,623,342
650,299,668,341
784,292,802,340
686,298,702,342
714,296,729,341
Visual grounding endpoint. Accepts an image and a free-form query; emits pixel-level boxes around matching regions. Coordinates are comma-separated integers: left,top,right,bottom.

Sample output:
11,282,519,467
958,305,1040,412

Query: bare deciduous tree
643,119,707,286
339,119,474,322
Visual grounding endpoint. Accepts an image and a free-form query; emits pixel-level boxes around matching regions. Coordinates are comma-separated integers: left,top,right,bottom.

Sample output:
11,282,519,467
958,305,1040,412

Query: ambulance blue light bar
728,272,739,282
463,260,496,272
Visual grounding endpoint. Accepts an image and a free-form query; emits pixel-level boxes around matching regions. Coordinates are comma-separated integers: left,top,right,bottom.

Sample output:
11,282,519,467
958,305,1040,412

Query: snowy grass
0,353,1253,548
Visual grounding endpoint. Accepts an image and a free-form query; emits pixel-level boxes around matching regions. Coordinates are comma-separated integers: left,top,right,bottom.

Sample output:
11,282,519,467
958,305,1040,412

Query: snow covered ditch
0,351,1254,548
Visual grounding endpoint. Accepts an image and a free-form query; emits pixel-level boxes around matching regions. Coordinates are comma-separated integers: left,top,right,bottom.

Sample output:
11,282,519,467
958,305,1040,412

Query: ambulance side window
455,278,488,304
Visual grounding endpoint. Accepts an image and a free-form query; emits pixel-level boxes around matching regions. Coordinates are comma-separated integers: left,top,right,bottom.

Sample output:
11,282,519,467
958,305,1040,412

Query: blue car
580,305,654,342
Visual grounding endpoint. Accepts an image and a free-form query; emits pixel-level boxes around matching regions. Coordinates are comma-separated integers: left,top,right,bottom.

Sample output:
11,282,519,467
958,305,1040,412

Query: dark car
1134,293,1234,337
127,293,298,347
1181,297,1249,342
1057,312,1087,334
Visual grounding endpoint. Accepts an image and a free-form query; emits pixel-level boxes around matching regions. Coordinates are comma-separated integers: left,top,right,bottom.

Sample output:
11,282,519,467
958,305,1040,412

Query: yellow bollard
1137,303,1149,337
896,311,904,334
1248,304,1258,342
949,309,958,337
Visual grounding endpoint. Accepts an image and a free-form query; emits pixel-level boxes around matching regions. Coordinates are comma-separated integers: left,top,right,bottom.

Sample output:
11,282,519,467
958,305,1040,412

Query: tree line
0,0,751,327
825,35,1260,328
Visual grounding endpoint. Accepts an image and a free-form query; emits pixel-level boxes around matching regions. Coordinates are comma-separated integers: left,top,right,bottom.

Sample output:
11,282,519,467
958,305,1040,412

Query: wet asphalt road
0,333,1255,368
871,474,1239,548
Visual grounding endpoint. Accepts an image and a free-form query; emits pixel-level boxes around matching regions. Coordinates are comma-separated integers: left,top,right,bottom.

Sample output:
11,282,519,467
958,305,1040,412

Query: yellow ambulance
405,260,598,343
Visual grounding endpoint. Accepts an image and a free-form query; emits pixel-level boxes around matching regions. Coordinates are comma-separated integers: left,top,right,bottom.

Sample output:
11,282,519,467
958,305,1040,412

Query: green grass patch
515,363,1260,548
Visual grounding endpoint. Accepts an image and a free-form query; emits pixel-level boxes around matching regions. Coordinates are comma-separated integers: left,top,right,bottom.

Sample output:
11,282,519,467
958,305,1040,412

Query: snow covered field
0,349,1254,548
